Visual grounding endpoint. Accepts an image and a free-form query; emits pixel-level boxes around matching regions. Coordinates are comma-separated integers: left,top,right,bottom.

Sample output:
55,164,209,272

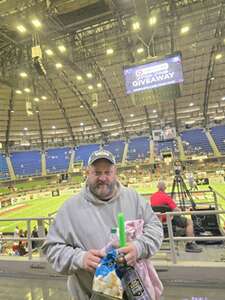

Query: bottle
116,254,152,300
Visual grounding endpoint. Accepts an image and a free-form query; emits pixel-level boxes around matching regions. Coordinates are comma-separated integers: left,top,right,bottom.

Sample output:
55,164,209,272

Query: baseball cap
88,149,116,166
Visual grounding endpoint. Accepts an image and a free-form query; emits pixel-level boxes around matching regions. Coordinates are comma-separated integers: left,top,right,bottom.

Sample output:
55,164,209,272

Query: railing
164,209,225,264
0,217,52,260
0,210,225,263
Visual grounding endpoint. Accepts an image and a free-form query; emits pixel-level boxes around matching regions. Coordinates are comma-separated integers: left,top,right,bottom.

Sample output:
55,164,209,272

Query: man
42,149,163,300
150,180,202,253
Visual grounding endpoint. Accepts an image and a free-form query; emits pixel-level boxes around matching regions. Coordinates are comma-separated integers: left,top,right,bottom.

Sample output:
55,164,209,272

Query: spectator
150,180,202,253
31,226,38,249
42,149,163,300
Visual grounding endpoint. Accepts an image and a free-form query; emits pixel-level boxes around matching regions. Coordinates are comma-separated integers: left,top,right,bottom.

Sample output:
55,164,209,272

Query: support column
68,148,75,173
122,142,128,166
205,130,221,157
149,139,155,164
176,136,186,161
6,156,16,180
41,152,47,176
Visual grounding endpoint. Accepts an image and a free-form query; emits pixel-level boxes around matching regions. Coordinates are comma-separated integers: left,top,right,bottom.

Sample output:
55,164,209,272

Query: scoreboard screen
123,52,184,94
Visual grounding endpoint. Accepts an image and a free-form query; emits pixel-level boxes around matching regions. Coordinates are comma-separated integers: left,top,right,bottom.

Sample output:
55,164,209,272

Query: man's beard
89,180,117,200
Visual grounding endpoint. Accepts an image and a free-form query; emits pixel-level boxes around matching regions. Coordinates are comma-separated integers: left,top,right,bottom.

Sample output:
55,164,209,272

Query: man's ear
86,167,90,177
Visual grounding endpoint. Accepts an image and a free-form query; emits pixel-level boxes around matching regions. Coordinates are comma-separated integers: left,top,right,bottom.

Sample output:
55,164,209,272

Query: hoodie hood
81,180,122,205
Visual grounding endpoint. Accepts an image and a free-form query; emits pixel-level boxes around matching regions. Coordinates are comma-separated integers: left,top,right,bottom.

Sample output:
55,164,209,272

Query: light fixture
180,26,190,34
106,48,114,55
132,21,140,31
221,96,225,100
104,118,108,122
88,85,93,90
97,83,102,88
20,72,27,78
11,110,14,113
189,102,194,106
41,96,47,100
108,99,112,102
130,113,134,117
45,49,54,56
210,77,215,81
24,127,28,131
58,45,66,53
17,25,27,33
80,105,84,108
86,73,93,78
153,109,157,113
15,90,22,94
149,16,157,26
31,19,42,28
215,53,222,60
80,122,84,126
76,75,82,81
24,88,31,93
52,125,56,129
137,47,144,54
34,97,39,102
55,63,62,69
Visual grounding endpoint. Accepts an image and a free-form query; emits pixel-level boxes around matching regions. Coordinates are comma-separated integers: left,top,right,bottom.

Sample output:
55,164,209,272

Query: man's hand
83,249,105,272
118,243,138,266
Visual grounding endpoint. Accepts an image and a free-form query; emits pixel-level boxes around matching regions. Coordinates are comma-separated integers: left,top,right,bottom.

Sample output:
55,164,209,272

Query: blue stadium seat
10,150,41,177
0,153,10,179
210,125,225,154
180,128,213,155
103,140,125,163
74,144,100,166
156,139,178,156
127,136,150,161
46,147,71,173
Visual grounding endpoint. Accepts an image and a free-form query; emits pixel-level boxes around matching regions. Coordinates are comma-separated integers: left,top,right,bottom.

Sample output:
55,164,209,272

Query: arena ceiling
0,0,225,151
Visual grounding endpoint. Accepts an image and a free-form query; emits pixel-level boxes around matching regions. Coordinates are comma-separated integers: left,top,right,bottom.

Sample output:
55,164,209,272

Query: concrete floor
0,275,225,300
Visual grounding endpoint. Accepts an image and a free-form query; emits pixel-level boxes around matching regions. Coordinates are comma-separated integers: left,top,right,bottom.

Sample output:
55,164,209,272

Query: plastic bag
92,247,123,299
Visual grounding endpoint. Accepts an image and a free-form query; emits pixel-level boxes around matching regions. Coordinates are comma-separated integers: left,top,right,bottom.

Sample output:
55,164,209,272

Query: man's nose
98,174,107,181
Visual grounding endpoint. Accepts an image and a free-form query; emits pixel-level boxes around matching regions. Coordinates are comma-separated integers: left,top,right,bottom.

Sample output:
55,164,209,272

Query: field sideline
0,181,225,233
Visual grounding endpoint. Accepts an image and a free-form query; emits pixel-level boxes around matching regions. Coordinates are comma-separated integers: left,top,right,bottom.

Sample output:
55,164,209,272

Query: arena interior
0,1,225,299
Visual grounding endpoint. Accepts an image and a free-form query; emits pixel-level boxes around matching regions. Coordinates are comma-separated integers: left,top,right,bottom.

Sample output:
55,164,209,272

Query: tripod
171,173,205,233
171,173,196,211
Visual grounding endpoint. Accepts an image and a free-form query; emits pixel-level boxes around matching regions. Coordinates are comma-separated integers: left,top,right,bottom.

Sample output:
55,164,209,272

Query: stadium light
106,48,114,55
76,75,83,81
86,73,93,78
181,26,190,34
17,25,27,33
149,16,157,26
31,19,42,28
58,45,66,53
20,72,28,78
132,21,140,31
45,49,54,56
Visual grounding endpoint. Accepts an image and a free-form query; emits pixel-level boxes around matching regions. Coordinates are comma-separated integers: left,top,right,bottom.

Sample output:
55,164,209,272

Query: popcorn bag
92,247,123,299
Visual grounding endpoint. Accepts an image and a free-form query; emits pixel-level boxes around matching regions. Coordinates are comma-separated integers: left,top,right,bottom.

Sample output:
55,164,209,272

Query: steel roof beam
45,75,76,145
5,88,14,154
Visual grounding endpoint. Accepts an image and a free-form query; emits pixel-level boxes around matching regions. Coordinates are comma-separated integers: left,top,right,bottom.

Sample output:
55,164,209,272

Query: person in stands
42,149,163,300
150,180,202,253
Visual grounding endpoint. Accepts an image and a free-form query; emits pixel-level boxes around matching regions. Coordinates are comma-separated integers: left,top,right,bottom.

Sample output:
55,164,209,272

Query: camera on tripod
174,160,182,176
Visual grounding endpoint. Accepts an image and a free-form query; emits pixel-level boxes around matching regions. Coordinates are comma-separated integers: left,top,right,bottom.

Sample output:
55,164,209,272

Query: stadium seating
127,136,150,161
210,125,225,154
74,143,100,166
156,139,178,155
10,150,41,177
103,140,125,163
46,147,71,173
0,153,9,179
180,128,213,155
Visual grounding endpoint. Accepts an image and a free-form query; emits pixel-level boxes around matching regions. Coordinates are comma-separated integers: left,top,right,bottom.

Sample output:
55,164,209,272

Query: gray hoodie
42,182,163,299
